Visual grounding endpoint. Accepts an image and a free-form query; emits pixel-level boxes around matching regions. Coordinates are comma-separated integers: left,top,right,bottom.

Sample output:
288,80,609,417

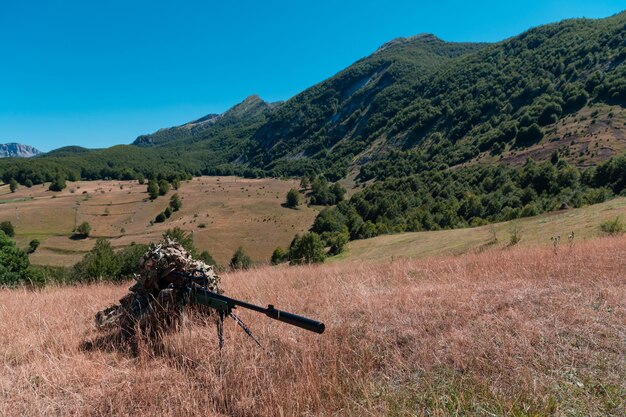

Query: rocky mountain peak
0,143,42,158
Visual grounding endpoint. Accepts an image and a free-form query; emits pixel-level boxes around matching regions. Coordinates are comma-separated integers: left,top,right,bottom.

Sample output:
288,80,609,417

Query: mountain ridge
0,143,42,158
133,95,279,147
0,11,625,185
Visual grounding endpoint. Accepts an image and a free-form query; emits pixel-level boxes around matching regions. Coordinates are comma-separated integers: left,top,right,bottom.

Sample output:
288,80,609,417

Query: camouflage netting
95,238,221,338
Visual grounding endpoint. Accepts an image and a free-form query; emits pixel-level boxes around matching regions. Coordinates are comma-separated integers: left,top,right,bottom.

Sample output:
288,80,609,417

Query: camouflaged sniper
94,238,324,348
95,238,220,336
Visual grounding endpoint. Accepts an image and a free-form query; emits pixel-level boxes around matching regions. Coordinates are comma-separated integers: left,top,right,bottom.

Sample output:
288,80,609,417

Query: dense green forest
312,153,626,240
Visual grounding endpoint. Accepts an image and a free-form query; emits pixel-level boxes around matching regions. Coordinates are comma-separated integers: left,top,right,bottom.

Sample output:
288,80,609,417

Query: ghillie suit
90,239,324,354
95,239,221,346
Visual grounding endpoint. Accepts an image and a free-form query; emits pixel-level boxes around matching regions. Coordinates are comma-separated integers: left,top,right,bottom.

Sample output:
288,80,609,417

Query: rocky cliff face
0,143,42,158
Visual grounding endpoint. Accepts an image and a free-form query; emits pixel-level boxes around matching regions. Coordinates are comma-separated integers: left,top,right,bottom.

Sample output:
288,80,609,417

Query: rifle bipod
216,310,263,350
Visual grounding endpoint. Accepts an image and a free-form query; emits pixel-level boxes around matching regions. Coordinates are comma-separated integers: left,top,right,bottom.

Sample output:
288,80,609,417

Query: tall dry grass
1,237,624,416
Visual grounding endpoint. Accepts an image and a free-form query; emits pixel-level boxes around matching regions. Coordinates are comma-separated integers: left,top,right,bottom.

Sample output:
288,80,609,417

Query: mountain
133,95,279,147
0,143,42,158
119,12,626,180
243,13,626,178
247,34,487,175
1,12,625,183
0,96,280,184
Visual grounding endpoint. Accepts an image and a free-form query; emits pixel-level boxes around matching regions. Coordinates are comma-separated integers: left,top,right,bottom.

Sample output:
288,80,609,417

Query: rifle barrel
193,288,325,334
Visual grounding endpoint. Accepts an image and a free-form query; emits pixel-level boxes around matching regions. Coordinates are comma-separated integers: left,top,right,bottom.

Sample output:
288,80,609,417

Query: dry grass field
1,236,624,416
0,177,318,266
336,196,626,263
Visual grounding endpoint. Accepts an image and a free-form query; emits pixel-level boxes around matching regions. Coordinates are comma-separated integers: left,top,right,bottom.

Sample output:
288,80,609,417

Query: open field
0,177,317,266
0,236,624,416
336,196,626,263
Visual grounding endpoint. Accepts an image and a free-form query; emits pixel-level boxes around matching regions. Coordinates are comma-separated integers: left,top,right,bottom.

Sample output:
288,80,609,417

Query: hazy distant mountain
0,143,41,158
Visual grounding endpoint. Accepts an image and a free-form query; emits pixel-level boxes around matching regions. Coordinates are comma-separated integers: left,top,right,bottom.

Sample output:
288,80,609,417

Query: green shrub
147,179,159,200
329,183,346,203
199,250,218,268
169,193,182,211
158,179,170,196
271,246,287,265
72,222,91,239
289,232,326,265
309,177,337,206
49,174,67,192
299,176,310,190
27,239,40,254
0,221,15,238
600,216,624,235
9,178,18,193
230,246,252,270
322,229,350,255
285,188,300,208
31,265,71,285
71,239,121,282
0,231,34,286
515,123,543,146
116,243,149,279
521,203,540,218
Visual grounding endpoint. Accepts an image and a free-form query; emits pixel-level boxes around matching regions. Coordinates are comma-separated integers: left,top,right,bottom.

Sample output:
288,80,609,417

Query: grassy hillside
0,177,317,266
1,236,623,416
333,196,626,262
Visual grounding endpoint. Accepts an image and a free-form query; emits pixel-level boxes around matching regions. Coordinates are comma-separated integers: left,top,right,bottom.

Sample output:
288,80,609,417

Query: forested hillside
245,34,486,178
247,12,626,179
0,97,277,184
2,12,625,184
133,95,278,147
1,12,625,243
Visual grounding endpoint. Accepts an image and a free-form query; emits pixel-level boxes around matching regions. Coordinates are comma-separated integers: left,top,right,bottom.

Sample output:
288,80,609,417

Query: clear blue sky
0,0,624,152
